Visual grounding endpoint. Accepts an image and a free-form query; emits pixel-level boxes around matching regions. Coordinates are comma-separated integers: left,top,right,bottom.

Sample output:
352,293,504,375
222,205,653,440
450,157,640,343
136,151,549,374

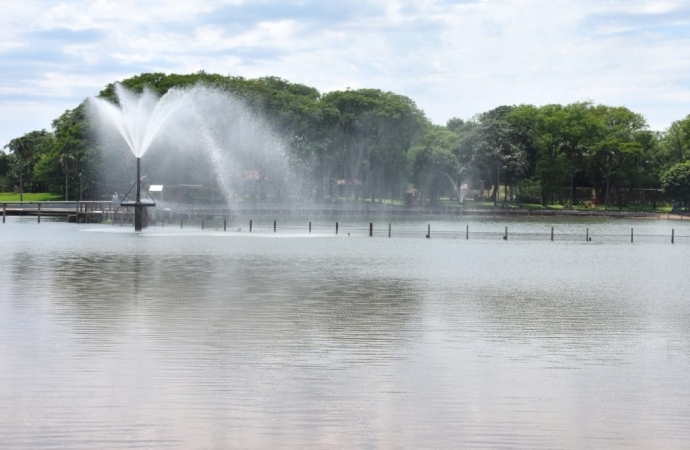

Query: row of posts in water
165,218,681,244
1,206,681,244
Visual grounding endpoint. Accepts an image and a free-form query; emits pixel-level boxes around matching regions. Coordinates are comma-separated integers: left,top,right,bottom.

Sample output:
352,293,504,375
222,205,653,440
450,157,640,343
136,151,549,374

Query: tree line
2,71,690,209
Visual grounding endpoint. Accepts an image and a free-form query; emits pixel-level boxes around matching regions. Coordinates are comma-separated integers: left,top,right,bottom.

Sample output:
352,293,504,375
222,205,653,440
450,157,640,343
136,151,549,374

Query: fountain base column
117,154,154,232
135,205,143,232
134,157,143,232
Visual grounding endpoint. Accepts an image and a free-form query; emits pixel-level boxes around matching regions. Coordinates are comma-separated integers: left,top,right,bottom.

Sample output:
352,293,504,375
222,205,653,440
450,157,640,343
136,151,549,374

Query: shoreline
2,201,688,222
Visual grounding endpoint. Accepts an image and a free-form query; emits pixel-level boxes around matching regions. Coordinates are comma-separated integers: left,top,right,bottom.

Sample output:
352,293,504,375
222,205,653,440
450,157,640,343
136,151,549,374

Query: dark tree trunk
604,176,611,212
19,156,24,202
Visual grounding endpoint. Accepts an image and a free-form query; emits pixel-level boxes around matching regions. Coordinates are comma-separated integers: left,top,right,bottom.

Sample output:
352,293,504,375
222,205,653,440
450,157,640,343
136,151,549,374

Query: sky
2,0,690,148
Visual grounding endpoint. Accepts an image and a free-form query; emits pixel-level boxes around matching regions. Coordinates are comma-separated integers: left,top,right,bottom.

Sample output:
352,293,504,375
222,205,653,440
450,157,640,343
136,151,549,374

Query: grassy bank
353,197,675,213
0,193,63,202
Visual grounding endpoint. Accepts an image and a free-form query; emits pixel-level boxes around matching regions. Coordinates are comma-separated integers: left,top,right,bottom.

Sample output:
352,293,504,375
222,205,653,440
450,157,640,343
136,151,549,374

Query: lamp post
495,152,500,207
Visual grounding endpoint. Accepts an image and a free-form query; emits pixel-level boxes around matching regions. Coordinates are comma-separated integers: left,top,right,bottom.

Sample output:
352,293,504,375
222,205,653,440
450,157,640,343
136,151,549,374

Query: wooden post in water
672,229,675,244
389,223,391,238
586,228,589,242
504,226,508,240
336,222,339,235
369,223,373,237
250,220,252,232
309,222,312,233
631,228,633,243
224,219,226,231
274,220,277,233
3,203,5,223
181,219,183,229
426,224,430,239
551,226,554,241
37,203,41,223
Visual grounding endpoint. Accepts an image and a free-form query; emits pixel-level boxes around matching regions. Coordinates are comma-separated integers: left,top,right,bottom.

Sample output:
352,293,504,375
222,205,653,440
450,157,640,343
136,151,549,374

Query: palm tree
4,130,52,202
4,137,33,202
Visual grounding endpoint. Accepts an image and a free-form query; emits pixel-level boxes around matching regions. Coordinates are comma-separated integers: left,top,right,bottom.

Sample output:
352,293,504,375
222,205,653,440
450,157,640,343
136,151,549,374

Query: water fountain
88,83,295,231
89,84,189,230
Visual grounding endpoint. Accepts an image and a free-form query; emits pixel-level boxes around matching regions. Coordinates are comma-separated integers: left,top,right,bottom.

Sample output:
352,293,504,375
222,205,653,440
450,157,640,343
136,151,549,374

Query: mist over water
88,83,296,203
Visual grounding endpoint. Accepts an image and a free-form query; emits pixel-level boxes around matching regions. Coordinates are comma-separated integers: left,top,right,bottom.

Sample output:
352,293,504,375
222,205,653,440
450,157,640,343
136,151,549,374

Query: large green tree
587,106,646,210
458,106,527,204
409,126,461,205
31,104,92,199
320,89,428,202
526,102,601,206
4,130,55,201
661,162,690,209
659,115,690,168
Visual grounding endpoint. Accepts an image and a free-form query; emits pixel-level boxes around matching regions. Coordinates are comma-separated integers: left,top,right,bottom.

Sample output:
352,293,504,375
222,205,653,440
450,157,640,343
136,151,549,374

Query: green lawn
415,198,674,213
0,193,63,202
459,200,673,213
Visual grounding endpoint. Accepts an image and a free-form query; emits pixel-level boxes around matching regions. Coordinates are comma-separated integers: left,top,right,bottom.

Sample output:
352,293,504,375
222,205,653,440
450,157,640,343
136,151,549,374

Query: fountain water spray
89,84,191,230
88,83,297,231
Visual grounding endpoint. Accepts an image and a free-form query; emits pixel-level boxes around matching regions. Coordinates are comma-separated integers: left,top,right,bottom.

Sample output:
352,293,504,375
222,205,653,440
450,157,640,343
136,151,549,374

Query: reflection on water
1,219,689,449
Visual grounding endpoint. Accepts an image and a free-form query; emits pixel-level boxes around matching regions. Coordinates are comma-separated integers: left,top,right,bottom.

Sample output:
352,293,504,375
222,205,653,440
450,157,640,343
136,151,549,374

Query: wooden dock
1,201,134,223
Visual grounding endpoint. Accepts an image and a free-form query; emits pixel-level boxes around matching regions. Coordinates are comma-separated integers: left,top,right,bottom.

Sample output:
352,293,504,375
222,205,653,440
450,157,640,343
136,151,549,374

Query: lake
1,217,689,449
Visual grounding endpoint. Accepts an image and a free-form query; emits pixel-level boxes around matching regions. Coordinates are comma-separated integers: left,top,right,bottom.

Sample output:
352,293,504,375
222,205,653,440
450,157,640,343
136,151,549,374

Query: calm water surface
1,218,689,449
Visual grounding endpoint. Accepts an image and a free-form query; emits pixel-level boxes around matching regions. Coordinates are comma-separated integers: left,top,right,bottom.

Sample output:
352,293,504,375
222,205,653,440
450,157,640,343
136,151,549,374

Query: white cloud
2,0,690,146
